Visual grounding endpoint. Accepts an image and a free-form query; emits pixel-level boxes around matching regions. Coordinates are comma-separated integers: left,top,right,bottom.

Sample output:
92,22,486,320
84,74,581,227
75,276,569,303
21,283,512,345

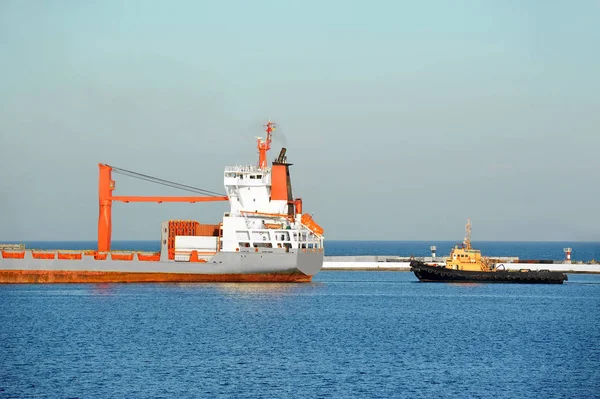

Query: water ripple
1,272,599,398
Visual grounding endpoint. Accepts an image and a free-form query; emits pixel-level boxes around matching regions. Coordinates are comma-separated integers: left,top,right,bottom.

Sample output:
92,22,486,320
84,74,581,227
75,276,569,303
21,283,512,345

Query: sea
1,241,600,398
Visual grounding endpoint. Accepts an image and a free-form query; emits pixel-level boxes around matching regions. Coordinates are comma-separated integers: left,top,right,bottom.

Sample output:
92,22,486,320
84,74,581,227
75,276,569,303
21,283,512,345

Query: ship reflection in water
169,281,324,299
83,281,324,298
448,282,482,288
91,283,115,296
213,282,321,297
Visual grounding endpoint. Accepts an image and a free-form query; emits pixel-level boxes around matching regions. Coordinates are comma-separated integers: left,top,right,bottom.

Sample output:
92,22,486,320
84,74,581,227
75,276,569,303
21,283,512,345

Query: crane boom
98,164,228,252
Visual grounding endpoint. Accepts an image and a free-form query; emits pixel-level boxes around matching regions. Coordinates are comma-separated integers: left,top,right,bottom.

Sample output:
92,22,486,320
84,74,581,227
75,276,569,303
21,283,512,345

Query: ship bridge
224,165,272,186
223,163,284,216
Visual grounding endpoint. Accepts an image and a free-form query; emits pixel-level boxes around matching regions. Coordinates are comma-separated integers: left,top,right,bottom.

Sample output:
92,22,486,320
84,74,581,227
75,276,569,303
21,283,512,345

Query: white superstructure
219,164,323,253
172,121,324,260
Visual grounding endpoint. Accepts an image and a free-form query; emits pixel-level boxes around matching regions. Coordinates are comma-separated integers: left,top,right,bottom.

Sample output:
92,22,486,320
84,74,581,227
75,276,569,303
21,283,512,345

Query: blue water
9,240,600,262
1,272,599,398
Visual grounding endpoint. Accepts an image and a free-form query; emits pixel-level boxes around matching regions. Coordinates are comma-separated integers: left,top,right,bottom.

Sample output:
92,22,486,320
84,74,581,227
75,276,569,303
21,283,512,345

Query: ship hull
0,250,323,284
410,261,568,284
0,270,312,284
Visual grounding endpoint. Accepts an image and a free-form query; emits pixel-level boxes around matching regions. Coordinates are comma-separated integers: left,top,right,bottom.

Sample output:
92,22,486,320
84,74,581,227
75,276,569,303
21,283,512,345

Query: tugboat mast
464,218,472,250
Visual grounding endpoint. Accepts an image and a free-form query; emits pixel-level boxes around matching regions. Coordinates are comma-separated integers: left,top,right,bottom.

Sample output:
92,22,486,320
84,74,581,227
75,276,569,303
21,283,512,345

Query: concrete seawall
322,256,600,274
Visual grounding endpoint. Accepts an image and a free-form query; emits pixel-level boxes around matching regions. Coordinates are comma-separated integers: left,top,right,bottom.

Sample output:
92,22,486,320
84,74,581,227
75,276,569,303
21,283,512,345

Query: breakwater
322,256,600,273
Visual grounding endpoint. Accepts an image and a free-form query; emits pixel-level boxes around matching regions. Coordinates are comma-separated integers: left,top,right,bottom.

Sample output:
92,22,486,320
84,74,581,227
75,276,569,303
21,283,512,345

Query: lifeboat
264,223,283,229
301,214,323,235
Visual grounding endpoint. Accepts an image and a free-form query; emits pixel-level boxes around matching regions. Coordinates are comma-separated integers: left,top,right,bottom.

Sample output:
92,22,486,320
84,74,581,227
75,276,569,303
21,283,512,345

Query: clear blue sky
1,0,599,241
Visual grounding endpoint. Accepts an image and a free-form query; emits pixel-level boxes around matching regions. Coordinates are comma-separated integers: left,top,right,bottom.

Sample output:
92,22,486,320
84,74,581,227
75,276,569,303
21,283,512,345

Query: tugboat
410,220,568,284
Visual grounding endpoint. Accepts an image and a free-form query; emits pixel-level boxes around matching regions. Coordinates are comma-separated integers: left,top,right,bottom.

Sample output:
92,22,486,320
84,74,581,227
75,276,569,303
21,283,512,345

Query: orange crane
97,164,228,252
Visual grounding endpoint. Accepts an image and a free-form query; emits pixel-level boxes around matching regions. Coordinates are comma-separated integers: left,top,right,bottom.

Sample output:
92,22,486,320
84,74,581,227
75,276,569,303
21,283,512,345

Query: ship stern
296,249,324,277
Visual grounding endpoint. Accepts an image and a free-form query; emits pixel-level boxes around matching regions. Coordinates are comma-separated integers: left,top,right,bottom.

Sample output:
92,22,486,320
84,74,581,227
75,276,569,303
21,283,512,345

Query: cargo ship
0,120,325,283
411,220,568,284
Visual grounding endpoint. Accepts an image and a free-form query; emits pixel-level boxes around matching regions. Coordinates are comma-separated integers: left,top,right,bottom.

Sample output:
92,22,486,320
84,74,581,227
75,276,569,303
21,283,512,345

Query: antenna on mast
257,119,277,169
464,218,472,249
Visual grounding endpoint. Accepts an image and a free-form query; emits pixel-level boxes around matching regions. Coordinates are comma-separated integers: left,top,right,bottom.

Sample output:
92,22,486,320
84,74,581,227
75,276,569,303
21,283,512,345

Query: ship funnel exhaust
275,147,287,164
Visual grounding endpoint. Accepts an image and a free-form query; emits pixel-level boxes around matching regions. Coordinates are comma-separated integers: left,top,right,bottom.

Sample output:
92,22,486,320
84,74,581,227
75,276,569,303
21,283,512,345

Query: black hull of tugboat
410,261,568,284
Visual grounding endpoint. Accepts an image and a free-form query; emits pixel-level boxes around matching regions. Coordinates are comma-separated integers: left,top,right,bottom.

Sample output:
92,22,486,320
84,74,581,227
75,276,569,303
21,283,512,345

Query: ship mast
464,218,472,250
257,119,276,169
